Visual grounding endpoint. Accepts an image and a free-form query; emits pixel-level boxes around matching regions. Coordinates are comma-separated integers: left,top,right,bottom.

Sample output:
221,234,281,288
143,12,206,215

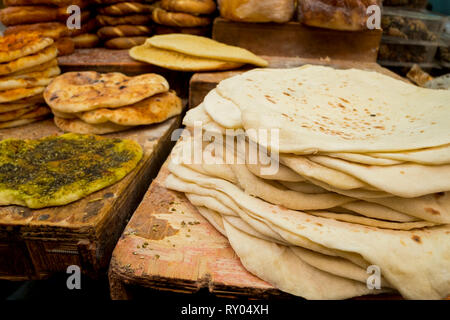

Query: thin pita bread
0,45,57,76
54,117,133,134
0,66,60,91
0,86,45,103
0,33,53,63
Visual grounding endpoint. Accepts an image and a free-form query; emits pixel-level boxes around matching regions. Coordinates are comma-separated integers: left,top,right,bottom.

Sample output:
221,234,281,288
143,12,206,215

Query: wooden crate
0,116,182,281
212,18,382,62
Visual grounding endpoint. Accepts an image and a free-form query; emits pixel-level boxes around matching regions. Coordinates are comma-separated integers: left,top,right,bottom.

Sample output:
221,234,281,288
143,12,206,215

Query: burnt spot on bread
119,85,127,90
411,235,421,243
49,94,58,101
425,207,440,215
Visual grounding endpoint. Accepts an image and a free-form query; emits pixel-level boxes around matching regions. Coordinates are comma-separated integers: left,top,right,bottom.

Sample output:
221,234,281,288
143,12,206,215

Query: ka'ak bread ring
55,37,75,56
3,0,90,9
0,6,90,26
4,22,70,40
92,0,146,4
97,25,152,40
72,34,99,48
160,0,216,15
152,7,211,27
68,18,98,37
104,36,147,49
98,2,158,16
97,14,152,26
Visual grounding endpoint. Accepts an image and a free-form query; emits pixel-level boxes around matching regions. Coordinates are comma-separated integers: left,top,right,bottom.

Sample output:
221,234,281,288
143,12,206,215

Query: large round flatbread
0,45,58,76
129,44,244,72
146,34,268,67
0,66,60,91
78,91,182,126
44,71,169,113
0,86,45,103
54,117,133,134
7,59,58,76
0,32,53,63
215,65,450,153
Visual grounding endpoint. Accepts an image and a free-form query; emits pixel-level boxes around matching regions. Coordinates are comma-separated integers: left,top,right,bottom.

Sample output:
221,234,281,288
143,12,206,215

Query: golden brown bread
3,0,89,8
298,0,382,31
4,22,70,40
68,18,98,37
72,34,100,48
160,0,216,15
152,7,211,27
97,14,152,26
154,25,210,36
97,25,152,40
104,36,148,49
55,37,75,56
0,6,91,26
0,32,53,63
98,2,158,16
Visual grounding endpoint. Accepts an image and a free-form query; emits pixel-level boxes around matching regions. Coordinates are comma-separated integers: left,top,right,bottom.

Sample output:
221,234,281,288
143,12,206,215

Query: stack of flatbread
152,0,217,37
130,34,268,71
44,71,183,134
95,0,158,49
0,0,98,55
165,65,450,299
0,33,57,129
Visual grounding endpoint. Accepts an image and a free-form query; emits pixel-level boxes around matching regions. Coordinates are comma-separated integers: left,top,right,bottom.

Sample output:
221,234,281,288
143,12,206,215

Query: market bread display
160,0,216,15
218,0,295,23
0,33,58,128
97,25,152,40
297,0,381,31
152,7,211,27
163,65,450,299
98,1,157,15
130,34,268,71
44,71,182,133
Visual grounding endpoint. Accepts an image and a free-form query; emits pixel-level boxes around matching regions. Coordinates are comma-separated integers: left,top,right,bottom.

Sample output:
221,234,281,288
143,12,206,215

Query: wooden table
0,117,181,281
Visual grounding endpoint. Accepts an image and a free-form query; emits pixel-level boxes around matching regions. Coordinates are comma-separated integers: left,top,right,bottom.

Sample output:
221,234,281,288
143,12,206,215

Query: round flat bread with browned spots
44,71,170,113
78,90,182,125
7,59,58,76
0,66,60,91
0,32,53,63
54,116,133,134
0,86,45,103
0,45,57,76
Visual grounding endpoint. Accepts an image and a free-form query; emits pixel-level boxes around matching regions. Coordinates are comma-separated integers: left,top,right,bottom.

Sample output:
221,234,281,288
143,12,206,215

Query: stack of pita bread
95,0,158,49
0,33,57,129
165,65,450,299
0,0,98,55
43,71,183,134
130,34,268,71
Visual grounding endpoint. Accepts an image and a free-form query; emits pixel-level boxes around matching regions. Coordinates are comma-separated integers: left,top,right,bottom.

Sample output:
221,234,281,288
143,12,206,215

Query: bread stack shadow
0,33,59,129
0,0,99,55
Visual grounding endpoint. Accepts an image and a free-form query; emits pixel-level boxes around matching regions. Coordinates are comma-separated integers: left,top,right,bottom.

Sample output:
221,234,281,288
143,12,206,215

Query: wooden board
189,56,407,108
0,116,181,281
212,18,382,62
58,48,192,98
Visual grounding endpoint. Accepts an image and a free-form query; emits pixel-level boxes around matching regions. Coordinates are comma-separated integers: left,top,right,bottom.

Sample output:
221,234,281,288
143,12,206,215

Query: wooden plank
0,116,182,280
212,18,381,62
189,57,406,108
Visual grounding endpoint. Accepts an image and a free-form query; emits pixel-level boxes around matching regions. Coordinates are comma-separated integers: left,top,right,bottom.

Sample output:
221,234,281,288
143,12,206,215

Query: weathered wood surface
189,56,406,108
0,116,182,280
212,18,382,62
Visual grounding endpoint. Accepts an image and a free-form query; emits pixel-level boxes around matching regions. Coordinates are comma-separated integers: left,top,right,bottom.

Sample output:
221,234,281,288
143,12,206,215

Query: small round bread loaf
98,2,158,16
161,0,216,15
97,14,152,26
104,36,147,49
97,25,152,40
152,7,211,27
55,37,75,56
72,34,99,48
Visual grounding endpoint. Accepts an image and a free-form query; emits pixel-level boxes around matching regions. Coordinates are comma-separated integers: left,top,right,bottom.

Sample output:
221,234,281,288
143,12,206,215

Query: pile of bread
0,0,99,55
130,33,268,71
0,33,57,129
152,0,217,36
95,0,158,49
44,71,182,134
165,65,450,299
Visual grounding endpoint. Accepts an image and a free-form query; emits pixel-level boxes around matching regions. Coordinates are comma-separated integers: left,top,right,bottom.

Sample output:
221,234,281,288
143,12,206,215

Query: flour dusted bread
44,71,170,113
